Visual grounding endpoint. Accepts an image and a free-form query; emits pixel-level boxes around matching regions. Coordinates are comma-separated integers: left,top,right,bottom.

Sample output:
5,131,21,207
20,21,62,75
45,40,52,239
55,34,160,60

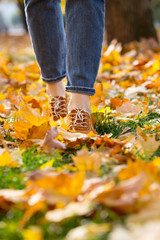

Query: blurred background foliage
0,0,160,44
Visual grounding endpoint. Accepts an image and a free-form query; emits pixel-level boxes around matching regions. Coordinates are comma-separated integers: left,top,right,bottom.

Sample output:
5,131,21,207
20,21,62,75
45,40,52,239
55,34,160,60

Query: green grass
0,143,95,190
0,209,23,240
94,110,160,137
0,147,75,190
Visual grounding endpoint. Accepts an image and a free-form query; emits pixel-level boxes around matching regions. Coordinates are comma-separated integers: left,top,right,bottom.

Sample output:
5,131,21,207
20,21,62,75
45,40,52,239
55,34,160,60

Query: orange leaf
0,103,6,113
13,121,30,140
110,98,129,109
27,170,84,198
29,122,50,139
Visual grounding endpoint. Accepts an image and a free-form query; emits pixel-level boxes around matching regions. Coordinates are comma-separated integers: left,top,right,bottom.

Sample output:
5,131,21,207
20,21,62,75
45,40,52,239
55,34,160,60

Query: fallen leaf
124,85,148,99
137,126,160,155
110,98,129,109
116,102,141,116
0,151,19,168
13,120,30,140
72,148,102,172
41,127,66,153
16,102,49,127
90,174,145,214
29,121,50,139
46,201,95,222
26,170,85,199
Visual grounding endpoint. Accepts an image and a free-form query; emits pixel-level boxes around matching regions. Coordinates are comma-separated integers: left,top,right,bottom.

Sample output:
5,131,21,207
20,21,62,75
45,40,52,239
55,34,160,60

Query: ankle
46,80,65,98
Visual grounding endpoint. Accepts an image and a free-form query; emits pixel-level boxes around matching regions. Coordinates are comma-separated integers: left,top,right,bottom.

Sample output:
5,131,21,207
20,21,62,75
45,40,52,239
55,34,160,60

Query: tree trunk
17,0,28,32
105,0,158,44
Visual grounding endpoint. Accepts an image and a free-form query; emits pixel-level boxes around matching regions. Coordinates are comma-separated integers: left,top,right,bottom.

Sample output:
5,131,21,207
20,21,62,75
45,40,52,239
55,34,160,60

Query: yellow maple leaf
13,121,30,140
119,159,159,181
72,148,102,171
17,103,49,127
0,151,19,168
27,171,84,198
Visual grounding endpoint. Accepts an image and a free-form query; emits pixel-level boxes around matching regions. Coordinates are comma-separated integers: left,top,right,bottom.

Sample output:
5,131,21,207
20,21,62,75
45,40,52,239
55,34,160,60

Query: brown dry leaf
95,136,123,147
41,127,66,153
94,136,124,157
89,174,145,214
66,138,95,149
72,148,102,171
118,159,160,197
137,126,160,155
116,102,141,116
108,144,122,156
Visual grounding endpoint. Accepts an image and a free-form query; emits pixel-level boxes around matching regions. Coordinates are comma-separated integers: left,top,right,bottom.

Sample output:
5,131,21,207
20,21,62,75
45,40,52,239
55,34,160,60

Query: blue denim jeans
24,0,105,96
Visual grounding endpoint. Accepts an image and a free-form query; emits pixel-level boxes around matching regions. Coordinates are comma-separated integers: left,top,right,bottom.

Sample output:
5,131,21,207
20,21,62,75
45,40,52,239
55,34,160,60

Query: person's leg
24,0,66,97
65,0,105,113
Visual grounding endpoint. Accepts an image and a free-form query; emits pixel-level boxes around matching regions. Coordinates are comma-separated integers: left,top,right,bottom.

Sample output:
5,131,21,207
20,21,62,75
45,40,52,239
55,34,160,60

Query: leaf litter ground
0,35,160,240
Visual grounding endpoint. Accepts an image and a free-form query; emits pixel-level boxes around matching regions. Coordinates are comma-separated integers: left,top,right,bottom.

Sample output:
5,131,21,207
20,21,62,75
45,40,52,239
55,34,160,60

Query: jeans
24,0,105,96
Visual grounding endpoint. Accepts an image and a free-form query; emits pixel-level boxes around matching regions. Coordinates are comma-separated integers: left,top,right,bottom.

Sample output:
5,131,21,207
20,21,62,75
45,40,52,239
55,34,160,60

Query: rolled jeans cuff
65,86,95,96
41,73,66,83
